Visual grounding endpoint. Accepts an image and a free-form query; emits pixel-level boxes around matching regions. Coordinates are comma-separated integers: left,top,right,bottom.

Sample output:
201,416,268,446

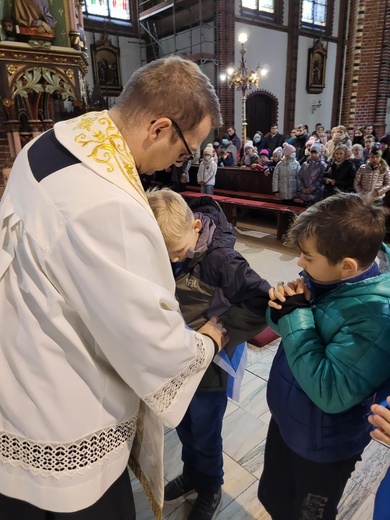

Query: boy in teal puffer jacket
258,192,390,520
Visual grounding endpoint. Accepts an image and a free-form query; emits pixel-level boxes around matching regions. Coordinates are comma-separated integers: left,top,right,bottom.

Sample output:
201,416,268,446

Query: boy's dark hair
286,193,386,267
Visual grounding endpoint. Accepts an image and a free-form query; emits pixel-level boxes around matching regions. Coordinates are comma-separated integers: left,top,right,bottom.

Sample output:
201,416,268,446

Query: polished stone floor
132,217,390,519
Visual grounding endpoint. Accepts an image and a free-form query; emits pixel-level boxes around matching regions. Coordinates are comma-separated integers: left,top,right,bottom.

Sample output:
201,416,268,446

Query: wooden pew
180,191,305,240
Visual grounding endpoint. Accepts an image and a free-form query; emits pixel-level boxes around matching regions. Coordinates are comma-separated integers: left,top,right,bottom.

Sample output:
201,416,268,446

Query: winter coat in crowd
272,155,300,201
297,156,327,204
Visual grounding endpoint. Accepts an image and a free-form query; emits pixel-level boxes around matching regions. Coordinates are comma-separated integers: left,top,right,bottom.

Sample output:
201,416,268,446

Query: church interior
0,1,390,518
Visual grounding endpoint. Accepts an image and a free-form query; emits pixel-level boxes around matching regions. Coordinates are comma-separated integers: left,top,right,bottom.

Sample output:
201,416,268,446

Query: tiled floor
132,217,390,519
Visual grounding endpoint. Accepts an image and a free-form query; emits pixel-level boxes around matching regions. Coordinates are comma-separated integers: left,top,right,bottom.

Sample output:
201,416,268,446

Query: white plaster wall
233,22,288,136
295,36,337,132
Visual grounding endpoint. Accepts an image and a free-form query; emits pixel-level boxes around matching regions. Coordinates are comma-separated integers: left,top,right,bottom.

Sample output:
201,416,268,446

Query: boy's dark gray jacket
174,196,270,391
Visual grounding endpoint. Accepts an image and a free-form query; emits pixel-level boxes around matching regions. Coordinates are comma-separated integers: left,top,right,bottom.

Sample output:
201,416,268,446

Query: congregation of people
186,121,390,202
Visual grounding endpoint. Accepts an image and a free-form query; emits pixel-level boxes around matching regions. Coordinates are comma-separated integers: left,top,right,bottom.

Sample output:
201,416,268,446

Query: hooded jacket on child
174,197,270,391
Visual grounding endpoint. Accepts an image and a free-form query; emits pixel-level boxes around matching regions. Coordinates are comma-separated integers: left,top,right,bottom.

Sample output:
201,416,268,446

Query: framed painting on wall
91,34,122,96
306,39,327,94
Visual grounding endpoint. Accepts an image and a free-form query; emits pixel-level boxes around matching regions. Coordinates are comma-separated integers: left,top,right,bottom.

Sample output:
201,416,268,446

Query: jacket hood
187,197,236,266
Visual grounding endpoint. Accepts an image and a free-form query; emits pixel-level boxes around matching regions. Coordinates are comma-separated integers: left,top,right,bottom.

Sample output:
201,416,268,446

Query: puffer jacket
272,156,300,200
297,157,327,203
175,196,270,391
267,244,390,462
323,158,356,197
354,160,390,198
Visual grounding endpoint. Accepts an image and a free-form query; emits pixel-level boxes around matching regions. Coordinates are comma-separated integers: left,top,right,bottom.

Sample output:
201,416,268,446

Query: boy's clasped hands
268,278,311,310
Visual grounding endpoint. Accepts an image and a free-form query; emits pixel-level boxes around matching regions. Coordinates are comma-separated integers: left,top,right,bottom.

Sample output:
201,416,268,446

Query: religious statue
12,0,56,35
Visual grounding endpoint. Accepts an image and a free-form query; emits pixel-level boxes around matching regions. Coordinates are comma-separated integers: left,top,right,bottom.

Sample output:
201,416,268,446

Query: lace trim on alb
144,332,207,414
0,416,136,477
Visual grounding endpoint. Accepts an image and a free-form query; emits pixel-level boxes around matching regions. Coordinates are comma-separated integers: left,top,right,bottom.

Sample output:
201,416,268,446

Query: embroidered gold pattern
129,457,162,520
69,112,146,201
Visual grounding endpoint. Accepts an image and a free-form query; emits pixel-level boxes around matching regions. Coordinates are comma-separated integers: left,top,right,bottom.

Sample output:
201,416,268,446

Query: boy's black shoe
188,488,222,520
164,474,195,503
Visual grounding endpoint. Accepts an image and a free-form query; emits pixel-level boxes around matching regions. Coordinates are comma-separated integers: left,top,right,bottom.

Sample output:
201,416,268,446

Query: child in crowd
258,192,390,520
240,140,259,168
323,126,351,159
316,125,328,145
218,146,234,167
267,147,283,175
354,145,390,199
147,188,270,520
197,144,217,194
335,125,352,148
351,143,364,170
287,128,297,144
297,142,326,204
363,134,376,163
380,134,390,166
299,138,321,165
272,143,300,204
352,127,365,145
250,149,270,174
218,134,238,166
323,144,356,198
253,131,264,154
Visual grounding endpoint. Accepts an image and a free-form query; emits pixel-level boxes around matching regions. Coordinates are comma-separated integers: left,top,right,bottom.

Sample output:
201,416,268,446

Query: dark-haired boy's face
297,237,344,283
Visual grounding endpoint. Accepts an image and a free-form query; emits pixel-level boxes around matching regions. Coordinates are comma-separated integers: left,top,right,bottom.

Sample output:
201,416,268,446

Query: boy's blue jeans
176,390,228,494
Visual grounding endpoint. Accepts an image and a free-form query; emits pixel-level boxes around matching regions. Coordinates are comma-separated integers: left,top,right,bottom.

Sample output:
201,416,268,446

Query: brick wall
283,1,300,134
216,0,235,131
342,0,390,135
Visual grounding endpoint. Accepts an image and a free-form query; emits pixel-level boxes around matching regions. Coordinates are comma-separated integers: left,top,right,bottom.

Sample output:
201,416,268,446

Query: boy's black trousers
258,417,362,520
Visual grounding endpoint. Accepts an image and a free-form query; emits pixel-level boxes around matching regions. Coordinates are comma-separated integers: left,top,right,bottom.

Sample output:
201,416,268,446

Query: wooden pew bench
180,191,306,240
183,184,306,207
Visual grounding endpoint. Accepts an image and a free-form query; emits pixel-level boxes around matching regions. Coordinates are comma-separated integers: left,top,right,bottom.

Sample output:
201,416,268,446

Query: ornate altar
0,0,88,156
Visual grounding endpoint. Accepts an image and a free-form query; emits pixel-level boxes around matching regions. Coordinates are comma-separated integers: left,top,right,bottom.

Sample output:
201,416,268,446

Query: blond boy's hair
352,143,363,154
147,188,194,249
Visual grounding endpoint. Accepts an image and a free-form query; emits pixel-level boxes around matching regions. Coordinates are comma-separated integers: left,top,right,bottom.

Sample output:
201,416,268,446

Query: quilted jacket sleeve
278,304,390,413
216,250,271,348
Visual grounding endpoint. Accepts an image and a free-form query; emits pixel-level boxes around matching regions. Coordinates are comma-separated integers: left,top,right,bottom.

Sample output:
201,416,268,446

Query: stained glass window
84,0,130,21
242,0,275,12
302,0,327,27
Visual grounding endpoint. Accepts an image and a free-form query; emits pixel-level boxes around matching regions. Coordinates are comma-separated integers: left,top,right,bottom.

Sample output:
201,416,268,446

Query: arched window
301,0,327,28
83,0,130,21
